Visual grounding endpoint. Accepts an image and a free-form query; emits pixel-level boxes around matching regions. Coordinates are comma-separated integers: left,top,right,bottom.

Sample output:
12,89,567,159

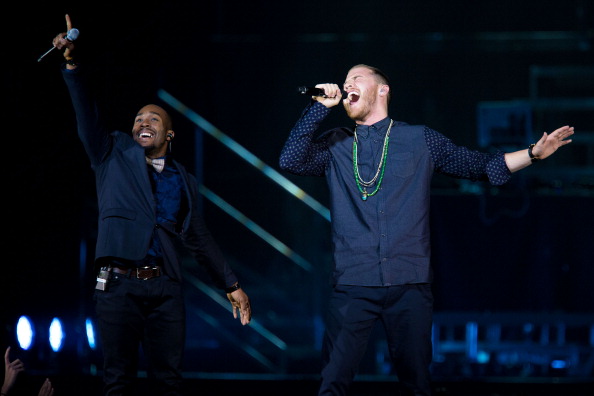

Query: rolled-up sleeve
425,126,512,185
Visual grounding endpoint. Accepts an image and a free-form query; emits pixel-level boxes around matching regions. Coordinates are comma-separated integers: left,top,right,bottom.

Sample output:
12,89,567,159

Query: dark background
2,0,594,393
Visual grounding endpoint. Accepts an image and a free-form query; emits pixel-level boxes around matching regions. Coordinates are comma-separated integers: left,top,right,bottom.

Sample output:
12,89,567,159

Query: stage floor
13,375,594,396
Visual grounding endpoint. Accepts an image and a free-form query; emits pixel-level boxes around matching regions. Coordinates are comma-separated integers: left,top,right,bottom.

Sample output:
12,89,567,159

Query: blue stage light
49,318,64,352
16,316,34,350
551,359,568,369
85,318,97,350
477,350,491,364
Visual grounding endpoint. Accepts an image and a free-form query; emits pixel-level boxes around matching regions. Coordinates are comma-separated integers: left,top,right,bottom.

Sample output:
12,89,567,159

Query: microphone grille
66,28,80,41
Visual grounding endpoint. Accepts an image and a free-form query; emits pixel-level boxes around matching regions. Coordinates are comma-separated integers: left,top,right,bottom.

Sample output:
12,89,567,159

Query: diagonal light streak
158,89,330,222
183,269,287,352
199,185,313,272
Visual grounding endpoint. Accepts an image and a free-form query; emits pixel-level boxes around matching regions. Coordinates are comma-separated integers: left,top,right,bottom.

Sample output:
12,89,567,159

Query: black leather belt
110,265,162,280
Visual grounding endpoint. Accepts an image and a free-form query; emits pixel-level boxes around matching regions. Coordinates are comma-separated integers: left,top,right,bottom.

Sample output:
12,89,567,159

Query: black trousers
318,284,434,396
94,272,186,396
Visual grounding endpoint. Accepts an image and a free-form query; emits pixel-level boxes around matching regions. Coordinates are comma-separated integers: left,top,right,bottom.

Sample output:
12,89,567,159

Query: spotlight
49,318,64,352
16,316,34,350
477,350,491,364
551,359,568,370
85,318,97,350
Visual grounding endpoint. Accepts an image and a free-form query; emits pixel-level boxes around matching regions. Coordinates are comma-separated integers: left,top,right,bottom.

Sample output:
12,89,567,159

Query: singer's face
132,104,173,158
342,66,381,122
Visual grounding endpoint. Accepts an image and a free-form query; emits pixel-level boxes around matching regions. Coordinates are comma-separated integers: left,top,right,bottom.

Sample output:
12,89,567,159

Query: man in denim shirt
279,64,573,396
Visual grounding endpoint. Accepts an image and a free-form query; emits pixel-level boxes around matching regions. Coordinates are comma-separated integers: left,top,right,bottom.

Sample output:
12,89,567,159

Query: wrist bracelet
65,58,78,66
528,143,540,163
225,283,241,293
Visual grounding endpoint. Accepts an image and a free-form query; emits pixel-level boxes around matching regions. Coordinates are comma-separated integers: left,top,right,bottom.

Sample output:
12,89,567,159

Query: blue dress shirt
280,102,512,287
146,156,185,260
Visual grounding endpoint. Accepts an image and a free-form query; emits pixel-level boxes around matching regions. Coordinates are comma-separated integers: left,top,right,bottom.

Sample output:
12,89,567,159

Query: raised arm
54,14,112,168
2,346,25,395
52,14,77,70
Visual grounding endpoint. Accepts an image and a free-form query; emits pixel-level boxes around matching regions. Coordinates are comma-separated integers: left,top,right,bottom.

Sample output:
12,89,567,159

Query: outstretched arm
56,14,113,168
505,125,574,172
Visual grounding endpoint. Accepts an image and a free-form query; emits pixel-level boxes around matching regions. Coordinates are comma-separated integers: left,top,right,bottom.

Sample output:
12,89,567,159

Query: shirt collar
354,117,391,139
146,156,167,173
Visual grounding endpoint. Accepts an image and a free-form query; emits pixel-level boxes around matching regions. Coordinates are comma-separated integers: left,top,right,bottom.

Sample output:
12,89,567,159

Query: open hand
531,125,574,159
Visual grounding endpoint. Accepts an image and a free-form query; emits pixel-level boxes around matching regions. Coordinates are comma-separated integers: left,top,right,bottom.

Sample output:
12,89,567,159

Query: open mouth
137,130,155,139
347,92,360,103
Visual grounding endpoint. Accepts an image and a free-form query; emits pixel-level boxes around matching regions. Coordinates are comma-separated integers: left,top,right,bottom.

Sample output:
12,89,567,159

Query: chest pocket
388,151,414,178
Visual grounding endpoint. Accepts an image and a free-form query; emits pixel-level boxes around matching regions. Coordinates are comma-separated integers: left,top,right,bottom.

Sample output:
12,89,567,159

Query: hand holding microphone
298,85,347,98
298,83,344,108
38,14,79,62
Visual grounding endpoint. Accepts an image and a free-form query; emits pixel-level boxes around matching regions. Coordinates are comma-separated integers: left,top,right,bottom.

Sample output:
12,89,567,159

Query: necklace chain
352,119,393,201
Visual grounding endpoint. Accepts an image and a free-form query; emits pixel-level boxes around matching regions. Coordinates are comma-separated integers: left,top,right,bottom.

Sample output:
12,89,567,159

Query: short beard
344,94,376,122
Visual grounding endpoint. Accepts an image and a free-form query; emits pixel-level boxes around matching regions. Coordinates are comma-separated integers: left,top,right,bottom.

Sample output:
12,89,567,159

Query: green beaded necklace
352,119,393,200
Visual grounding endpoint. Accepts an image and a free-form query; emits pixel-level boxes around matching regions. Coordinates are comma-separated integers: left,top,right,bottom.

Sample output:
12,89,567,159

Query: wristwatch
225,283,241,293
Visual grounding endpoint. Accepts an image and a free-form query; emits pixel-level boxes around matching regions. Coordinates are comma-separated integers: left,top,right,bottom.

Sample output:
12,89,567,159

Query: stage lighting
477,350,490,364
85,318,97,350
16,316,34,350
551,359,568,369
49,317,64,352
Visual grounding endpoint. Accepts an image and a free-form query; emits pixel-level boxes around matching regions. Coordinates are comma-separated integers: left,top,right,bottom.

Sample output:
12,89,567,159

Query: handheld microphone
297,86,347,99
38,28,80,62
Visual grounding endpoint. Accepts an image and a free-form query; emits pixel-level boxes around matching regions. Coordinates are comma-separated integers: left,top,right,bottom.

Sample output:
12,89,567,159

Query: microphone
38,28,80,62
297,86,347,99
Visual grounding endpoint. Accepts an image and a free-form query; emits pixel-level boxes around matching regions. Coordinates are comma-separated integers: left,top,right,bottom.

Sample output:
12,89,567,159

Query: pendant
361,190,368,201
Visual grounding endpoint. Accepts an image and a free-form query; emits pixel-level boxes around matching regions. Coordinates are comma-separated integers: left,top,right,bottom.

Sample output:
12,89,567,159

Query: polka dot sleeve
424,126,512,185
279,102,333,177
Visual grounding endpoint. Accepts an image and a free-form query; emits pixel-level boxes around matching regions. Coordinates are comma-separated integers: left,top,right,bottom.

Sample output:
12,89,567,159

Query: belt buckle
136,266,159,280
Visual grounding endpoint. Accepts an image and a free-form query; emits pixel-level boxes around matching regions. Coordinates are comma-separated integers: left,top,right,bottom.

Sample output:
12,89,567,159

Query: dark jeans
319,284,434,396
94,272,186,396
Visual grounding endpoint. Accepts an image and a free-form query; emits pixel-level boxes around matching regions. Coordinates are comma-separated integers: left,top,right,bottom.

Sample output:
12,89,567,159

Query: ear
166,130,175,140
379,85,389,96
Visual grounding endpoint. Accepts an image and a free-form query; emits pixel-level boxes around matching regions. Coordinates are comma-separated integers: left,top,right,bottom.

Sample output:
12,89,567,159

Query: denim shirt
280,102,511,286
